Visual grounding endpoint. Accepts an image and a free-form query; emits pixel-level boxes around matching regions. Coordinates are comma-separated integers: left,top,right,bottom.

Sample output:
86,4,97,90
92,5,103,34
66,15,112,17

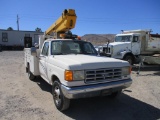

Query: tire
52,80,70,111
124,55,134,65
28,65,36,80
108,90,122,98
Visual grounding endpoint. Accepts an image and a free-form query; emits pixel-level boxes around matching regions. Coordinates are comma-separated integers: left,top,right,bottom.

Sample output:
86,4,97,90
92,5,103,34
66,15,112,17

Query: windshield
115,35,132,42
51,40,98,55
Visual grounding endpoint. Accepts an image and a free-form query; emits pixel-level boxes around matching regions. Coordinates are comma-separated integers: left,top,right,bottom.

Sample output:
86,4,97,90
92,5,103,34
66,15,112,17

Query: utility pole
17,14,20,31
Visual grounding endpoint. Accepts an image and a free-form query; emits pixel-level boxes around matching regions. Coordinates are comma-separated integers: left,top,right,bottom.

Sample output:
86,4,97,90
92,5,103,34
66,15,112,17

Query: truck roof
116,33,141,36
44,39,86,42
123,29,151,33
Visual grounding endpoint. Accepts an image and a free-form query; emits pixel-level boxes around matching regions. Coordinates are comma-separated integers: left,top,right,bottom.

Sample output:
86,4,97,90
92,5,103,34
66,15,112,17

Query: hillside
81,34,115,45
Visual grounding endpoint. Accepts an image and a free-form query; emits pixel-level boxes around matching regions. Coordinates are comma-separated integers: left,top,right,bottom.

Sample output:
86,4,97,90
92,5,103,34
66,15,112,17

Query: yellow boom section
45,9,77,35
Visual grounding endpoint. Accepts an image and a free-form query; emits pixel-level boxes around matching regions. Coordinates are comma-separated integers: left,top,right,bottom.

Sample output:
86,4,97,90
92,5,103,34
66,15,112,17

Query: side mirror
31,47,37,56
34,43,39,48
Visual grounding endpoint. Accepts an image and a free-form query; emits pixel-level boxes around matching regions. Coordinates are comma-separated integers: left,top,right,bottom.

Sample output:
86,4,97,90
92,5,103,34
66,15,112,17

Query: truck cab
25,37,132,111
115,33,141,55
39,39,98,85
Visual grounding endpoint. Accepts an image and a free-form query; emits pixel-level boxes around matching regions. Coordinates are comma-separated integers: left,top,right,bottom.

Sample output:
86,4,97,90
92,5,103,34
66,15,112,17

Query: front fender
47,63,65,85
121,51,135,60
120,51,129,58
112,51,130,59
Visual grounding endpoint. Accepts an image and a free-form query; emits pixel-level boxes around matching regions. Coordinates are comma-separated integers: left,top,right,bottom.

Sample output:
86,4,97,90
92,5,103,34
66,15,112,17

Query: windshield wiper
53,53,63,55
54,53,75,55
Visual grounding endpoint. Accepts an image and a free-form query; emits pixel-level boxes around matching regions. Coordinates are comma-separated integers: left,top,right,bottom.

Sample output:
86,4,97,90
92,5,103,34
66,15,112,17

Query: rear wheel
52,80,70,111
28,65,36,80
124,55,134,65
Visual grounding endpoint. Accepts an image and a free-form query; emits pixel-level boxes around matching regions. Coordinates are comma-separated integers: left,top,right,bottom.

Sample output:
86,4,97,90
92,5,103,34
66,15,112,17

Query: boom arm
45,9,77,36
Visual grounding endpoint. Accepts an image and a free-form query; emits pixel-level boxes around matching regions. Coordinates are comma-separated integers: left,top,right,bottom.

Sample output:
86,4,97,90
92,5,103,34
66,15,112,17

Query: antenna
17,15,20,31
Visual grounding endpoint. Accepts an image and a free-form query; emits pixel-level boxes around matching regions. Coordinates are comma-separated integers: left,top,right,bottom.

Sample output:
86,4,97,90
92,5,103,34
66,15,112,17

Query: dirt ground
0,51,160,120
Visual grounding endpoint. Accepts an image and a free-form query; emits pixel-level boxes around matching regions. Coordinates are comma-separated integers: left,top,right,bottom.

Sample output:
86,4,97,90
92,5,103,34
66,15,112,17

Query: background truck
24,9,132,111
100,29,160,65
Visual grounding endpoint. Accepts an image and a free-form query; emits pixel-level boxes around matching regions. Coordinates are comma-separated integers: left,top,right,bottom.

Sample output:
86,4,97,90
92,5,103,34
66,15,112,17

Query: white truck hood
108,42,132,52
108,42,131,46
49,54,129,70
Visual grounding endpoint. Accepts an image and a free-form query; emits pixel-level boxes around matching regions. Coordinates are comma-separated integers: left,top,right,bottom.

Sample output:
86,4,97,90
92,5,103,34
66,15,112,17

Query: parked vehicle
100,29,160,65
24,9,132,111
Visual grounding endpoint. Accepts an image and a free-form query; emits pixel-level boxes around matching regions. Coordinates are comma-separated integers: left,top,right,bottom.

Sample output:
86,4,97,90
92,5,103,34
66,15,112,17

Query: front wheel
52,80,70,111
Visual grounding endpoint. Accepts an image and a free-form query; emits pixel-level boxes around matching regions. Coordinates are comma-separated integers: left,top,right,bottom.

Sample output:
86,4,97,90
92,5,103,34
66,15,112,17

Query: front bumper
61,79,132,99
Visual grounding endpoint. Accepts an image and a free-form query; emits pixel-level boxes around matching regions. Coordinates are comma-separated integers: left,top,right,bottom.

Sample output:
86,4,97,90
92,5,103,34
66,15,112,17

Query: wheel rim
53,86,61,106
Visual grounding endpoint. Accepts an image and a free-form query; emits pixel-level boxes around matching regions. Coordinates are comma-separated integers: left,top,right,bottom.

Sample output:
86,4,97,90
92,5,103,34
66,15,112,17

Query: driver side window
133,36,139,42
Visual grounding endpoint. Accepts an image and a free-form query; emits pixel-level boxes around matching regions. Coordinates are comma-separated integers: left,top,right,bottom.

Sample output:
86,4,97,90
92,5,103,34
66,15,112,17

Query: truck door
131,36,140,55
39,42,49,80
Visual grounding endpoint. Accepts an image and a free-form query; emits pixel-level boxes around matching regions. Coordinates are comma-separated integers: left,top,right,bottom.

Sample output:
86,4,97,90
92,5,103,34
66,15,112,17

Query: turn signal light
65,70,73,81
77,36,81,40
129,66,132,74
60,34,65,38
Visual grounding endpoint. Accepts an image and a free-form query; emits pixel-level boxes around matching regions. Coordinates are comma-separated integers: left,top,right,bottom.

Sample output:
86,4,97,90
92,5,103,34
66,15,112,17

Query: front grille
85,68,122,83
103,47,111,53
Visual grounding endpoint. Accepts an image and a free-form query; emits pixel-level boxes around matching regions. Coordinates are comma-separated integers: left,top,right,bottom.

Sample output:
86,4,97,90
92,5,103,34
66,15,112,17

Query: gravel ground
0,51,160,120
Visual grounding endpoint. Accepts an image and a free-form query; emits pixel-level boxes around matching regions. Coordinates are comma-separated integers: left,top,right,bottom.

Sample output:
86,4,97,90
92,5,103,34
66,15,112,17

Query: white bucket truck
24,9,132,111
100,29,160,65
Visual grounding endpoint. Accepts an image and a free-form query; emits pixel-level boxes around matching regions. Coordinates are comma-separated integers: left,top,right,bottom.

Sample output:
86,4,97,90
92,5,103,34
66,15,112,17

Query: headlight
73,70,84,80
122,67,131,76
65,70,84,81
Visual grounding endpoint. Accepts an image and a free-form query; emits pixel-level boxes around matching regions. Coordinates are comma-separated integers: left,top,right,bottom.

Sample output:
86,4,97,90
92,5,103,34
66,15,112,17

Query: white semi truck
100,29,160,65
24,9,132,111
